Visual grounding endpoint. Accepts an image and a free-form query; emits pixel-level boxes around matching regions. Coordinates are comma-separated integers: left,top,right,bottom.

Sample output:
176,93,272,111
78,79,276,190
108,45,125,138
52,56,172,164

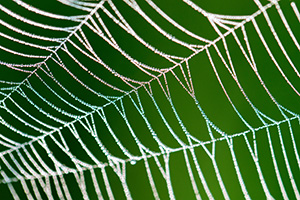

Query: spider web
0,0,299,199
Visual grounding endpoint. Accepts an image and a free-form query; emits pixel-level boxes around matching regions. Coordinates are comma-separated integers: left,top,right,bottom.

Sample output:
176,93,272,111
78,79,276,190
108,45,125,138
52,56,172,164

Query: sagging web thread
0,0,299,199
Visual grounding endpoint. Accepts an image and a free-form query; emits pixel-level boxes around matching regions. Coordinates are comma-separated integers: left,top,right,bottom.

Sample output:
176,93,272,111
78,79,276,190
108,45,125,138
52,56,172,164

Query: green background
0,0,299,199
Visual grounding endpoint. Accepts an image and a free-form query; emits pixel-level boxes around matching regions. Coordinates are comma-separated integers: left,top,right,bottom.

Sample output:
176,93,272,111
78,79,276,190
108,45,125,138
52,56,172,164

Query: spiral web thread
0,0,299,199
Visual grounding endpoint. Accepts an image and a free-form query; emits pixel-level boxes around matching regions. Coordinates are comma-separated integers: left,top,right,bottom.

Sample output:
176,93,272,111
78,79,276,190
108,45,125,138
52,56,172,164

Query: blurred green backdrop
0,0,299,199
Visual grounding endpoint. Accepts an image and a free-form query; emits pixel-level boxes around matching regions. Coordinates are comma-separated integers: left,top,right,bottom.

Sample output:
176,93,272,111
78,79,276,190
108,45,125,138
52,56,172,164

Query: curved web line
0,0,299,199
0,0,277,159
0,0,107,104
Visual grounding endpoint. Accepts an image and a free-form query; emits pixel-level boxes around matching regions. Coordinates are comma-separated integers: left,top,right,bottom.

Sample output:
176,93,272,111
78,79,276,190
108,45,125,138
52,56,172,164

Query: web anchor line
0,0,299,199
